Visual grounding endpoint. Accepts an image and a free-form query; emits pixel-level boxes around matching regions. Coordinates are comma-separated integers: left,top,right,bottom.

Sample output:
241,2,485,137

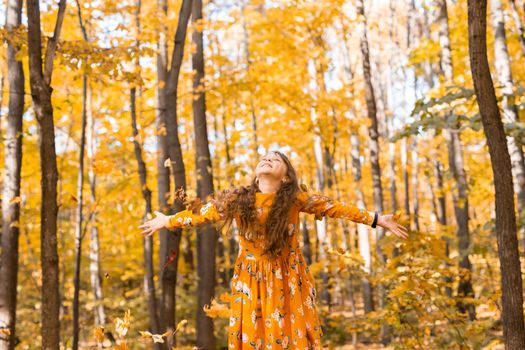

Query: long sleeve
166,200,224,229
296,191,375,226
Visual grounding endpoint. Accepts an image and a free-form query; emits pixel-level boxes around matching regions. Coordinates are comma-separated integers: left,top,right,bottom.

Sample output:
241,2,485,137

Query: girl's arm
139,200,223,236
297,190,408,239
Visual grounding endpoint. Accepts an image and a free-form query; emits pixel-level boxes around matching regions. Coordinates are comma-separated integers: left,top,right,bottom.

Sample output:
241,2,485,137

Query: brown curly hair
202,151,301,258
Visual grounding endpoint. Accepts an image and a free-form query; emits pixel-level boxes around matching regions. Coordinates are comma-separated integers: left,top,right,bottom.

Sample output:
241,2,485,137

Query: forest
1,0,525,349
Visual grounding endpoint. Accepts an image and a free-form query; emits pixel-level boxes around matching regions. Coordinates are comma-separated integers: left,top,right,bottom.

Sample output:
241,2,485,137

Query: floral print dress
167,189,375,349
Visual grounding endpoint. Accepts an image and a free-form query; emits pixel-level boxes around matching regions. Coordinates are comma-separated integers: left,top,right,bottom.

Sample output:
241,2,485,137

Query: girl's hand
377,213,409,239
138,211,169,236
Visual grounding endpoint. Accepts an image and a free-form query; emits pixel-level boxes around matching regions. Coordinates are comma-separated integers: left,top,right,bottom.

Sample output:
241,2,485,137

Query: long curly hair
204,151,301,258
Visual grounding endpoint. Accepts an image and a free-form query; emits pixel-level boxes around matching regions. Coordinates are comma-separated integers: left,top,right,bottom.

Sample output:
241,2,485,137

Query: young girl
139,150,408,349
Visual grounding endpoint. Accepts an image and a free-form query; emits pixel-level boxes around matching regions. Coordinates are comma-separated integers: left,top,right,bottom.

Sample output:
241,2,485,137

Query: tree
0,0,24,348
192,0,218,346
436,0,475,320
356,0,389,342
159,0,193,346
26,0,67,348
467,0,525,348
490,0,525,248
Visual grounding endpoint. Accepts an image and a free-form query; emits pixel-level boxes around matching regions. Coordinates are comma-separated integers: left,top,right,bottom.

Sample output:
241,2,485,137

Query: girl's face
255,152,288,181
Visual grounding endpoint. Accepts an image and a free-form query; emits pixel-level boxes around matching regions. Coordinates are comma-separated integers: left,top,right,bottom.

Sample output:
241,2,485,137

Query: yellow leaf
203,297,230,318
0,328,11,336
93,326,104,342
174,319,187,334
114,310,131,338
9,196,21,204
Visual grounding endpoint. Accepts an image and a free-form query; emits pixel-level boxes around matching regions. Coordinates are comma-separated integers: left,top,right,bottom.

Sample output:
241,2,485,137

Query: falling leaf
93,326,104,342
105,273,110,279
9,196,21,204
164,158,171,168
0,328,11,336
163,249,178,270
115,309,131,338
174,319,187,334
139,330,166,343
203,297,230,318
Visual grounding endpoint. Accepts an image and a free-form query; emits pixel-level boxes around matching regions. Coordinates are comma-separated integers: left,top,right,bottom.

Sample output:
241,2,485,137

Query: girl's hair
208,150,300,258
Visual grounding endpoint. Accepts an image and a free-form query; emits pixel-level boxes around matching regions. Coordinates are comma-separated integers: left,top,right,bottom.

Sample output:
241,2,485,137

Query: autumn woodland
1,0,525,348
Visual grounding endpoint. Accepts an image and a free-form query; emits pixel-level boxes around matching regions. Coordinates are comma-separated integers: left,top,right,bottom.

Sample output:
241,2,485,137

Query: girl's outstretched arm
297,190,408,239
138,200,223,236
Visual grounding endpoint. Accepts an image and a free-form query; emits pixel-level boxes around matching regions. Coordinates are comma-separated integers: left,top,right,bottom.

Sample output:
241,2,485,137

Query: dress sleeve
166,200,224,229
296,191,375,226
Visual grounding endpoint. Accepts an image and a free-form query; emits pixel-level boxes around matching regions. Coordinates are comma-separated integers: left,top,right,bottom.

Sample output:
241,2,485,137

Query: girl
139,150,408,349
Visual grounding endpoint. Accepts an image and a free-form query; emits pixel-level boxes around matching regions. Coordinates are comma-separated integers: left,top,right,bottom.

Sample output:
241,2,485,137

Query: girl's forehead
262,152,279,158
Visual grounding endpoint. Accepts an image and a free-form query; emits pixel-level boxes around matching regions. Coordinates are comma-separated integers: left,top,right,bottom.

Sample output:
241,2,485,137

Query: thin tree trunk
240,0,259,157
312,133,331,307
155,0,172,340
72,73,87,350
130,87,161,337
349,133,374,313
26,0,66,348
162,0,193,346
411,139,420,231
0,0,24,347
84,83,106,330
192,0,218,346
437,0,476,320
74,0,106,330
468,2,525,347
356,0,388,342
490,0,525,250
509,0,525,58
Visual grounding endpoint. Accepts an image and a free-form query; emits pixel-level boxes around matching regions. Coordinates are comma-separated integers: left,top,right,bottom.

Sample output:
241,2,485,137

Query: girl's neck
257,176,281,194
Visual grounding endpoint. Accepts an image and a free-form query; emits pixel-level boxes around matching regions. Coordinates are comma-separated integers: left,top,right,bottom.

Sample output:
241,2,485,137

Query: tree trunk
129,0,161,338
155,0,172,339
72,73,87,350
73,0,106,331
437,0,476,320
468,1,525,347
509,0,525,58
161,0,193,346
85,82,106,330
490,0,525,250
130,87,161,336
411,139,420,231
312,133,331,307
192,0,218,346
0,0,24,347
26,0,66,347
355,0,388,342
349,133,374,313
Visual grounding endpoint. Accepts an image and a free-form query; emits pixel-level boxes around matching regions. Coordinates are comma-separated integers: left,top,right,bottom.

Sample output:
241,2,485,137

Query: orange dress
167,189,375,349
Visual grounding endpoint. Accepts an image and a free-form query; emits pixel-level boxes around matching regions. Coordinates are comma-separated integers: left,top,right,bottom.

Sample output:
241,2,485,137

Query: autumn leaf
139,330,166,343
162,249,178,270
0,328,11,336
93,326,105,342
115,309,131,338
9,196,21,204
203,297,230,318
174,319,188,334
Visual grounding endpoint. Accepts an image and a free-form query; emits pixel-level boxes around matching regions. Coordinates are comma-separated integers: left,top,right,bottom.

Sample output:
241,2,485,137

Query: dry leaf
9,196,21,204
203,297,230,318
93,326,104,342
